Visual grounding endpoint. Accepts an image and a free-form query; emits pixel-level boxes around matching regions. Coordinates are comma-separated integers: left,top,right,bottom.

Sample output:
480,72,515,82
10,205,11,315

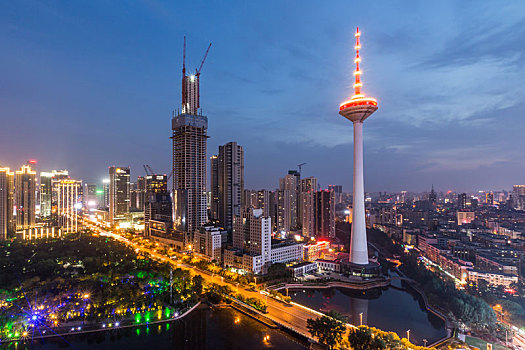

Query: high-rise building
172,39,210,234
300,177,318,237
233,208,271,262
40,172,53,219
144,174,172,236
209,155,219,221
102,179,110,208
276,189,291,233
217,142,244,232
338,28,378,268
486,192,494,206
0,168,15,239
458,193,468,210
279,171,300,230
256,190,271,217
15,165,37,230
84,183,98,210
136,176,146,211
57,179,82,232
109,166,130,222
315,190,336,239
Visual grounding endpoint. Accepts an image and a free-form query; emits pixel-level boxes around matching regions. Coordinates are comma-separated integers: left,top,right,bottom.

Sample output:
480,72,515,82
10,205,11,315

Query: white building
225,208,303,274
468,270,518,288
193,225,225,262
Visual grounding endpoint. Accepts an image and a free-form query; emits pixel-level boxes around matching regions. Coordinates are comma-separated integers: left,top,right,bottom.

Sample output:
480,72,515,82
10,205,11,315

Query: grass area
465,335,511,350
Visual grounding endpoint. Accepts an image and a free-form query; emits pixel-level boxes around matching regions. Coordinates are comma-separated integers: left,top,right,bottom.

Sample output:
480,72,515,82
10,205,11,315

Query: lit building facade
109,166,130,222
40,172,53,219
217,141,244,232
0,168,15,239
57,179,82,233
15,165,36,230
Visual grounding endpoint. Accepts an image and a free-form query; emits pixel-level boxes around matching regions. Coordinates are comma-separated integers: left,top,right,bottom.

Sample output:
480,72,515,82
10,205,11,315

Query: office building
109,166,130,222
84,183,98,210
0,168,15,239
217,142,244,232
15,165,37,230
193,224,226,262
57,179,82,233
144,174,172,236
40,172,53,219
102,179,110,208
136,176,146,211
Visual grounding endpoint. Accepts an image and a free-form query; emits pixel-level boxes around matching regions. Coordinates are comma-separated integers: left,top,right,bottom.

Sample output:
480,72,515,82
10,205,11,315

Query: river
289,283,447,346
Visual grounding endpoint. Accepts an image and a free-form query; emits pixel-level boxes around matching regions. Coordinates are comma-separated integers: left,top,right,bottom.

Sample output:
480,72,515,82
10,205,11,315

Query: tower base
340,260,381,279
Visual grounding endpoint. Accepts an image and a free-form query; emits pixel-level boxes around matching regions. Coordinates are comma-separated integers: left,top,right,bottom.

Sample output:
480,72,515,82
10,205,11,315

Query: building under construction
171,37,211,236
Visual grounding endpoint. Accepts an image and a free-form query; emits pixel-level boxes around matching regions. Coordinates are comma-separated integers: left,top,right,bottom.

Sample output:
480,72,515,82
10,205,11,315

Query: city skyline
2,1,525,192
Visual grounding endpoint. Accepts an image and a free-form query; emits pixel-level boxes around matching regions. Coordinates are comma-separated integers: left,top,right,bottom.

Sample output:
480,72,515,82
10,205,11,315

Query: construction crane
196,43,212,76
143,165,155,176
297,163,307,175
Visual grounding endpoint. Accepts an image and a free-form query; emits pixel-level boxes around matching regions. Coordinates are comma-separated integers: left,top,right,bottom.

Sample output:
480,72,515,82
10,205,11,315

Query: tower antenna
354,27,362,97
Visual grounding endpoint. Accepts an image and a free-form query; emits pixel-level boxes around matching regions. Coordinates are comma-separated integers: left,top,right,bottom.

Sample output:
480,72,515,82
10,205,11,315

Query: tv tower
339,27,378,267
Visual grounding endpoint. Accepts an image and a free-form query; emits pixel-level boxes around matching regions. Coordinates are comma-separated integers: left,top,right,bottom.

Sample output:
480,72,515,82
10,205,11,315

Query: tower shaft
350,121,368,264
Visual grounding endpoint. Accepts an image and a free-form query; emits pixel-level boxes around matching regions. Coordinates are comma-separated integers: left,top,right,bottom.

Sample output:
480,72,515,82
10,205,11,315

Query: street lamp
423,339,427,347
359,312,363,326
406,329,410,343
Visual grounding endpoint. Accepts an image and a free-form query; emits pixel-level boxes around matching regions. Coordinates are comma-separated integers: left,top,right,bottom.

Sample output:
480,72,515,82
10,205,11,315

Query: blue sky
1,1,525,192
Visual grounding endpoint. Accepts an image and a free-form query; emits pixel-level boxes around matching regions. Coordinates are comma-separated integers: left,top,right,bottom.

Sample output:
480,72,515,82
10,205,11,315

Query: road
82,220,323,339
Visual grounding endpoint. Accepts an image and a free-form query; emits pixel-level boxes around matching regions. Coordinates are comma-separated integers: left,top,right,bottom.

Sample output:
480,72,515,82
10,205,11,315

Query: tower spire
353,27,362,97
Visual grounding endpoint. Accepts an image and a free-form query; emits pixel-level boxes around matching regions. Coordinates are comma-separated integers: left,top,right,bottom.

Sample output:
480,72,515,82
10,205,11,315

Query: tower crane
196,43,212,76
297,163,307,175
143,165,155,176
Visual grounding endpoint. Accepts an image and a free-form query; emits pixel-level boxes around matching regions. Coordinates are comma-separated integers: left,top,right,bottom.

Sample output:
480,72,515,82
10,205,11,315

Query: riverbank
0,302,201,344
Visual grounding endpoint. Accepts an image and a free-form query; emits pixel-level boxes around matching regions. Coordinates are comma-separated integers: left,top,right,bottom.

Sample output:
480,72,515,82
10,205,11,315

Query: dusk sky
2,1,525,192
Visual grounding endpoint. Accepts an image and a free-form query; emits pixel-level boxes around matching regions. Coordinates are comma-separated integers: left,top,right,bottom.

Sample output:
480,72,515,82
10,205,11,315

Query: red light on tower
28,160,37,164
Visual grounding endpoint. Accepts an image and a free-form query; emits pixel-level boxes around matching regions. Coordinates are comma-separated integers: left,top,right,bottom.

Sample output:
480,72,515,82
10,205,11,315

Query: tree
192,275,203,295
306,314,346,350
347,326,386,350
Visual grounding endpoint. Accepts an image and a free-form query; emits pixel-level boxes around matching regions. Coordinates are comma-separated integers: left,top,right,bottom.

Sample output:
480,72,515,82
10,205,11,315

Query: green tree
192,275,203,295
306,314,346,350
347,326,387,350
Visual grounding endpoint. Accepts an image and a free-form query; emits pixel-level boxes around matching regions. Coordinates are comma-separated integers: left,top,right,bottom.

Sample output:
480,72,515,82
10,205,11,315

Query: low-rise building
289,261,318,277
468,270,518,288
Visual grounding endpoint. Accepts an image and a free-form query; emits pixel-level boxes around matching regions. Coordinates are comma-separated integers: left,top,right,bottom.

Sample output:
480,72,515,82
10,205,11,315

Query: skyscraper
136,176,146,211
209,155,219,221
102,178,110,208
144,174,172,236
279,171,300,231
0,168,15,239
15,165,37,231
57,179,82,233
109,166,130,222
300,177,318,237
40,172,53,219
338,28,378,268
217,142,244,232
172,39,210,234
315,190,336,239
458,193,468,210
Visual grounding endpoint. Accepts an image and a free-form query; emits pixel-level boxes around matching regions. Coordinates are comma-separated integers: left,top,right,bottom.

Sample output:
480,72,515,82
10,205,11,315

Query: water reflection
291,286,447,346
13,306,308,350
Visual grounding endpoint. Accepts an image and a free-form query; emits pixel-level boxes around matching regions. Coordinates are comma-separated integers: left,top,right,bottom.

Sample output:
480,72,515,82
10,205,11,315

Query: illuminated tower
339,28,378,266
